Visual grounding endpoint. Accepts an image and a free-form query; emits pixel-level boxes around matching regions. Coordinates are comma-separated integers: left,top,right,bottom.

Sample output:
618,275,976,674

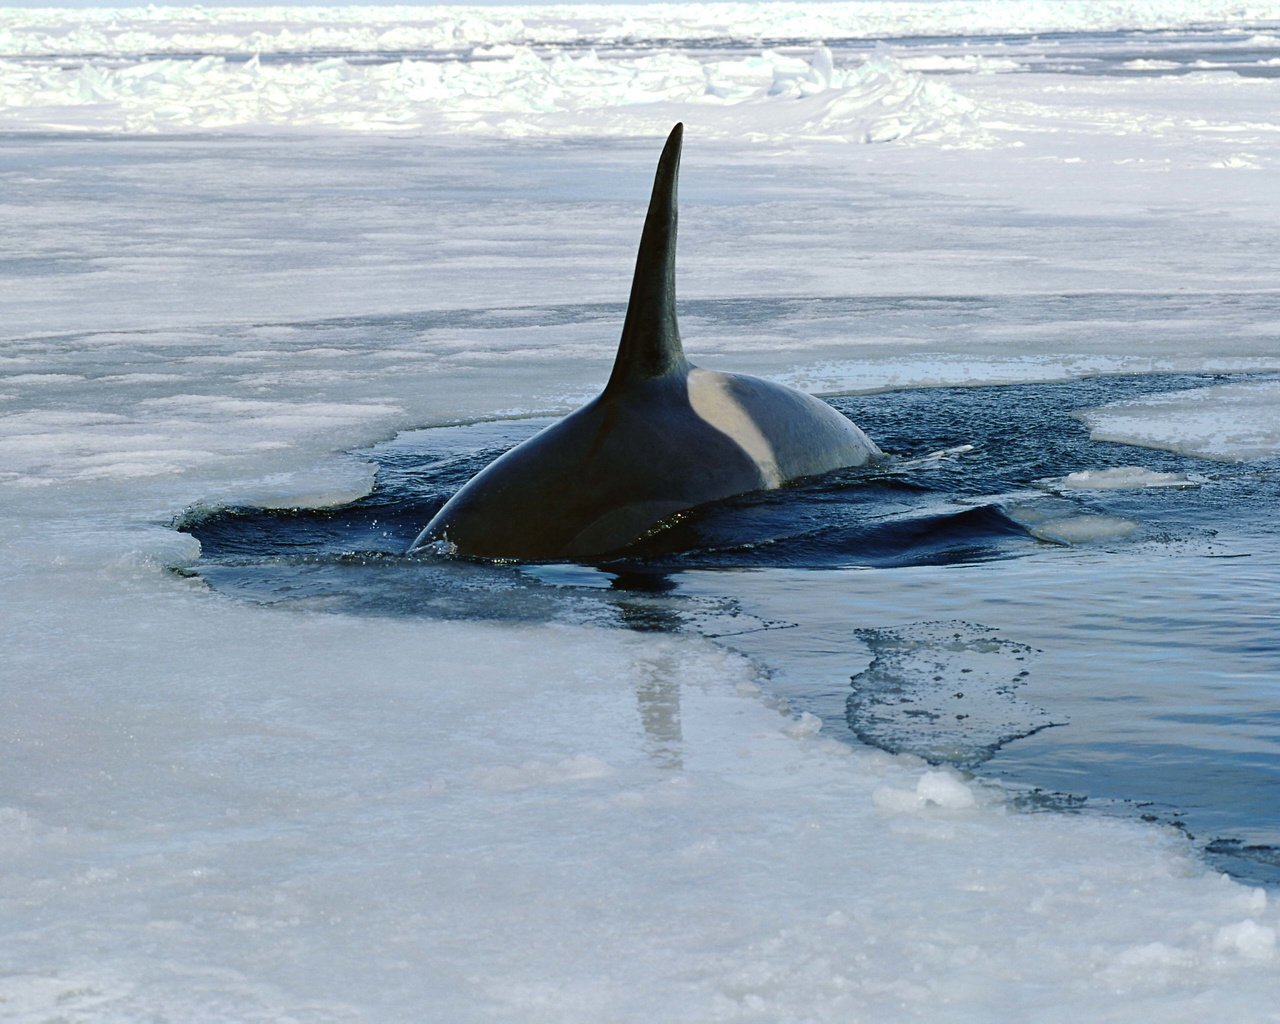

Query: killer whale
410,123,880,561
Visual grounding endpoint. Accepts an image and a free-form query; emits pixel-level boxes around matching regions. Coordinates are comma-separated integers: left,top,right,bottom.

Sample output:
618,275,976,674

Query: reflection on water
177,373,1280,884
632,650,685,771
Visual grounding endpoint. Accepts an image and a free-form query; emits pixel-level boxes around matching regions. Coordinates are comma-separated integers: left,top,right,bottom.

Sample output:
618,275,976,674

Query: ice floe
1040,466,1199,490
1079,379,1280,462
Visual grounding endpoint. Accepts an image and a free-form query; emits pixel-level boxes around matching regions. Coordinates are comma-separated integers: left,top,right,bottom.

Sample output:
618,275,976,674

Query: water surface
180,371,1280,885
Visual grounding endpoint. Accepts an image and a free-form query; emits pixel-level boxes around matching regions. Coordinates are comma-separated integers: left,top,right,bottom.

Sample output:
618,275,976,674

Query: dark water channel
178,372,1280,885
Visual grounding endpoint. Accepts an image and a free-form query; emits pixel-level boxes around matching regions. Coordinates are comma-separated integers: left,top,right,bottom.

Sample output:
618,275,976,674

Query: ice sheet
3,543,1279,1021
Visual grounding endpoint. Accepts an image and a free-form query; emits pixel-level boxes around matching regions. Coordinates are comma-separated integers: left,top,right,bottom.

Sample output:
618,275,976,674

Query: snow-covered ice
2,3,1280,1020
1080,379,1280,462
6,2,1280,58
0,43,986,142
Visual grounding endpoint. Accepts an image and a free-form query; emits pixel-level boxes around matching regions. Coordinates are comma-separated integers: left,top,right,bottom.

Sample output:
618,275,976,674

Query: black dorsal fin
604,123,689,393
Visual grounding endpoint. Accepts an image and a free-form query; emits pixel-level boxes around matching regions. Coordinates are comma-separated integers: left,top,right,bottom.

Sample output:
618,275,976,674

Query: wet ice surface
182,371,1280,885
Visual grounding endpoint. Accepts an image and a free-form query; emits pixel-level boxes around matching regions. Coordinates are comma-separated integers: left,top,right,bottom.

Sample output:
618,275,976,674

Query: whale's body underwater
410,125,881,561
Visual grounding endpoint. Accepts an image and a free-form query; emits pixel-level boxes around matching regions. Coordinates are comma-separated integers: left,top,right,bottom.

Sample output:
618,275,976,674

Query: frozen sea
3,3,1280,1020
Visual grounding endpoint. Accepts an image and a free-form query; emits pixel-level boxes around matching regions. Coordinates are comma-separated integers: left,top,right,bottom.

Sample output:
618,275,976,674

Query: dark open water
178,372,1280,885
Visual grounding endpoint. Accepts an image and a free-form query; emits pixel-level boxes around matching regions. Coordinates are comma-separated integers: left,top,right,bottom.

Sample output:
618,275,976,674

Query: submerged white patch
1005,498,1141,545
1027,514,1139,546
686,368,783,488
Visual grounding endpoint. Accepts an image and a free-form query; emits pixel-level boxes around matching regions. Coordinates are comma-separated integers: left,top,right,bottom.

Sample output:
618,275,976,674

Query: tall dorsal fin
604,123,689,393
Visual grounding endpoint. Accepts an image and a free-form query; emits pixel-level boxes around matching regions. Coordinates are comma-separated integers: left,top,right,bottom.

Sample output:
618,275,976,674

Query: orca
410,123,880,561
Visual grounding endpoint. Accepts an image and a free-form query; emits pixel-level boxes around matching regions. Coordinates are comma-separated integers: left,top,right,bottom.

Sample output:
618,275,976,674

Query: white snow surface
0,44,984,141
5,569,1277,1021
4,3,1280,1020
5,2,1280,140
5,3,1280,57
